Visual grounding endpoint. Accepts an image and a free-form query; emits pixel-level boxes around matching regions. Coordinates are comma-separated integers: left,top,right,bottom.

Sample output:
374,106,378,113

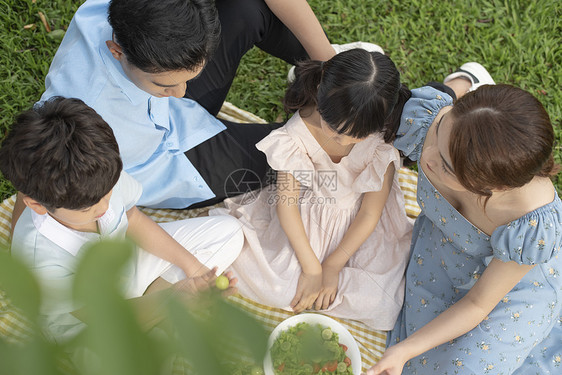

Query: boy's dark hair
108,0,221,73
284,49,411,143
0,97,123,212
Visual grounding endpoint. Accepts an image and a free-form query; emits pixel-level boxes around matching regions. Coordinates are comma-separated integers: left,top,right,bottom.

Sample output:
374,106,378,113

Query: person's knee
215,0,271,36
215,0,269,24
209,216,244,274
220,216,244,251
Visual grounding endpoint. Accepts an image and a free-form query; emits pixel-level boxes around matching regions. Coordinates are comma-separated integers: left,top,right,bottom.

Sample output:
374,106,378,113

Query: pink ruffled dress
210,111,413,329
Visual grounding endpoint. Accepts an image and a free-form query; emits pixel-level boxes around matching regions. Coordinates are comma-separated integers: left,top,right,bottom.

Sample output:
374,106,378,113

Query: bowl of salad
263,313,362,375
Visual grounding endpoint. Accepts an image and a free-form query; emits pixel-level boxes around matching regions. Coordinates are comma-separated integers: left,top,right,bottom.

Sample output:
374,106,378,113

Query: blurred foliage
0,240,268,375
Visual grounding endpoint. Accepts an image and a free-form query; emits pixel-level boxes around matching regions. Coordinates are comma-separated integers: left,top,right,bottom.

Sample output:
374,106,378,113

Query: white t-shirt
11,171,142,341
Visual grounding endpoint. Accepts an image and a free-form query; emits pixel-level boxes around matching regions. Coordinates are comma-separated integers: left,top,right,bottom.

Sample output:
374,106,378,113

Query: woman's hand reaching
363,345,407,375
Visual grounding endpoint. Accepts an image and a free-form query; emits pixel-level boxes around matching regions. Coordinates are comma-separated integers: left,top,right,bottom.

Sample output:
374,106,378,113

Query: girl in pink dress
211,49,413,329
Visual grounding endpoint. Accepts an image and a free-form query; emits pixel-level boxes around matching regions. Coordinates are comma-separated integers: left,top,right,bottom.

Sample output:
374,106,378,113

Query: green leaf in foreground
72,239,164,375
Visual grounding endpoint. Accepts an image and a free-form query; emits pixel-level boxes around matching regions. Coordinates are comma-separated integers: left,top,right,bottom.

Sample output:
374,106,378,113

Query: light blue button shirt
40,0,225,208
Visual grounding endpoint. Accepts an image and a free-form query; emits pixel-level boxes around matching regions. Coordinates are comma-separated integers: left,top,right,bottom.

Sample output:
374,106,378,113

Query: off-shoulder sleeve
393,86,453,161
352,138,401,193
256,127,315,187
491,200,562,265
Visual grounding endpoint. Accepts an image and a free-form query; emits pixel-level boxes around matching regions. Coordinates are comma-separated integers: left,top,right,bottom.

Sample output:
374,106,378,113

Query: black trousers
426,81,457,100
185,0,309,116
184,0,310,208
185,120,283,208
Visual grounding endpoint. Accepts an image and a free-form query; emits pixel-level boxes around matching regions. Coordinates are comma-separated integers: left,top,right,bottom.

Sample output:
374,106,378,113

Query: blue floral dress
390,86,562,374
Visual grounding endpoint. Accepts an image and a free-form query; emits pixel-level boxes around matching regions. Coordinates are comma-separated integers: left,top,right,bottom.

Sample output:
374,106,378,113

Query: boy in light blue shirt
0,97,243,341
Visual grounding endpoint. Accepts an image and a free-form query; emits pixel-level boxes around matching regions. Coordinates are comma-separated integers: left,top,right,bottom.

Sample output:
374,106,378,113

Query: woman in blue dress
366,70,562,374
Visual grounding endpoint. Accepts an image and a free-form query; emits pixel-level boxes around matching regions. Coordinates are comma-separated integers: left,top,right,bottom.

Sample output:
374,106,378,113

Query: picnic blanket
0,102,421,372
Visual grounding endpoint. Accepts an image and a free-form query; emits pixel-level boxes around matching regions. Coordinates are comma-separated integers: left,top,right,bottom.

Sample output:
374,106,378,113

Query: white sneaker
287,42,385,82
331,41,384,55
443,62,495,92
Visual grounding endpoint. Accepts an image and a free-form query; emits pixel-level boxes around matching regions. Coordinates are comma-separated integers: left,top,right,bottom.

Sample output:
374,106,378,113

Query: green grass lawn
1,0,561,200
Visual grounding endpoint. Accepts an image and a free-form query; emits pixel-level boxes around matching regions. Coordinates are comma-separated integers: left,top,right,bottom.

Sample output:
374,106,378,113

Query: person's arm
365,258,535,375
316,163,395,309
264,0,336,61
125,206,210,278
276,171,322,313
10,192,26,237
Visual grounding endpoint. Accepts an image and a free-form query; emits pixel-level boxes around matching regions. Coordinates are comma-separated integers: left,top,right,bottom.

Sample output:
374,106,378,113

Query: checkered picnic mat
0,103,421,372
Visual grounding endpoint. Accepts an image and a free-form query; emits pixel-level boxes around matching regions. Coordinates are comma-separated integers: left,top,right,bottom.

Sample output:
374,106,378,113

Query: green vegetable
321,328,333,340
270,322,353,375
337,361,347,373
302,364,314,373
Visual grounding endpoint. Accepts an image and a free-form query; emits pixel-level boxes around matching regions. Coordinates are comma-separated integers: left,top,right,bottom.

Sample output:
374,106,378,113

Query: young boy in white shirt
0,97,243,341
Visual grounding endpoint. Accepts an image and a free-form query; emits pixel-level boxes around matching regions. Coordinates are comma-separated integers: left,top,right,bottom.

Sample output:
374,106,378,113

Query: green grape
215,275,229,290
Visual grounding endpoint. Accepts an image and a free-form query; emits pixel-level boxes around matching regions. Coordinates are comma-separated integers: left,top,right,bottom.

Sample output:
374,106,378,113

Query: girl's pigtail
383,84,411,143
283,60,324,114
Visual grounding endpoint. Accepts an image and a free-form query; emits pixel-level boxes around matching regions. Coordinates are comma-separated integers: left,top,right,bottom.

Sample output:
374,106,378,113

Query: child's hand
183,262,213,278
172,267,238,297
214,271,238,297
363,345,407,375
291,270,322,313
315,265,339,310
172,267,217,294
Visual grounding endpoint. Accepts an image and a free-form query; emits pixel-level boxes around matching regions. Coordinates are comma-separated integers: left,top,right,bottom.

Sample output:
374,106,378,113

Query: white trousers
126,215,244,298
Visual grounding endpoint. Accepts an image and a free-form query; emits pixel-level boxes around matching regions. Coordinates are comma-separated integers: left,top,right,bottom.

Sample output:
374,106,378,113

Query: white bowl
263,313,362,374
